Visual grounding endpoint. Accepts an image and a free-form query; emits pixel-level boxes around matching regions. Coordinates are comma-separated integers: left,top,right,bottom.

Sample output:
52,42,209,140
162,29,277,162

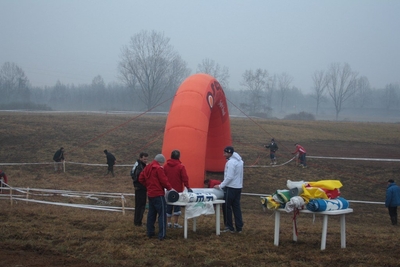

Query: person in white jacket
214,146,244,233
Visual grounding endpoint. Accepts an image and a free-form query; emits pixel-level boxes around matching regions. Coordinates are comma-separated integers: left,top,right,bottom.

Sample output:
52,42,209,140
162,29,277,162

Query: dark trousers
134,186,147,226
223,187,244,232
107,164,114,171
147,196,167,239
299,153,307,166
388,206,398,225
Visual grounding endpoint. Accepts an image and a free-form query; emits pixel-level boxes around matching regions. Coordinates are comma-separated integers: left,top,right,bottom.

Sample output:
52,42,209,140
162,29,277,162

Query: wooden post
63,160,66,173
26,187,30,200
121,194,125,215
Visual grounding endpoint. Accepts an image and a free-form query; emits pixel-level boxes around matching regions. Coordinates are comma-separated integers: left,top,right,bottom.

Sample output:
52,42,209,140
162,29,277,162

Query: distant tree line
1,31,399,121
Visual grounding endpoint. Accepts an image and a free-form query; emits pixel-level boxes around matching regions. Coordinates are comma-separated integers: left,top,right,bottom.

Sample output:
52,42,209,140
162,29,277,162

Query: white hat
154,154,165,163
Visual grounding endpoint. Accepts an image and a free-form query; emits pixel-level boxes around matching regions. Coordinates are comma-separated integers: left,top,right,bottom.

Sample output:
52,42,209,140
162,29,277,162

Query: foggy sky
1,0,399,93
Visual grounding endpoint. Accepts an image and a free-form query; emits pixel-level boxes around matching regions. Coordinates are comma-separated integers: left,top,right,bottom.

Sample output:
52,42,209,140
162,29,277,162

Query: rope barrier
66,161,134,167
226,98,294,154
2,105,394,213
224,100,399,189
0,182,135,213
1,155,398,168
9,186,134,197
0,181,385,216
308,156,400,162
9,198,134,212
0,162,55,166
245,156,297,168
66,98,173,156
252,193,384,205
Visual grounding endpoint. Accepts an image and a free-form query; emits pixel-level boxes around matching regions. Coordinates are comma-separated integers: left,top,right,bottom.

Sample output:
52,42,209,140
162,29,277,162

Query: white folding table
274,208,353,250
167,199,225,239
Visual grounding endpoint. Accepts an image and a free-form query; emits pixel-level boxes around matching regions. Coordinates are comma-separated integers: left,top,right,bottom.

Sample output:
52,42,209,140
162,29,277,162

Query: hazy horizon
1,0,399,93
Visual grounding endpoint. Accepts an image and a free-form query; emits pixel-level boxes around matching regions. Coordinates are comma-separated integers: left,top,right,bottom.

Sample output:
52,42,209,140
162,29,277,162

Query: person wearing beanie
385,179,400,225
139,154,173,240
215,146,244,233
264,138,279,165
104,149,116,177
154,154,165,163
164,150,191,229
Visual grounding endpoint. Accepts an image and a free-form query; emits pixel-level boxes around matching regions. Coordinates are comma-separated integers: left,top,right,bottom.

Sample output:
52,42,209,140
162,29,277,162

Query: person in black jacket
264,138,278,165
131,152,149,227
53,147,65,172
104,150,116,177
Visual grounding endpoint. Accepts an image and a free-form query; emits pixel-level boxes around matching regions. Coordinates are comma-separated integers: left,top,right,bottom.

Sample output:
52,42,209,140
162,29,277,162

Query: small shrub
283,111,315,121
250,112,271,119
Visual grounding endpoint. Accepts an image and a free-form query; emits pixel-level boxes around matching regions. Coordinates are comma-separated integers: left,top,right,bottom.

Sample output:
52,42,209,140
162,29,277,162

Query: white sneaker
167,223,172,228
174,223,183,228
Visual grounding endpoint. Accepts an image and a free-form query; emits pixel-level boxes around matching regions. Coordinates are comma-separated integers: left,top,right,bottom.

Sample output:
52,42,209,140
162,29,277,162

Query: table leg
184,212,188,239
216,203,221,235
274,211,280,246
321,214,328,250
292,218,297,242
193,217,197,232
340,214,346,248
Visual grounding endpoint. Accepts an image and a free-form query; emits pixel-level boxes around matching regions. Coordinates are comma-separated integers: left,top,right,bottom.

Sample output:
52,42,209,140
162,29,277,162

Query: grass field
0,112,400,266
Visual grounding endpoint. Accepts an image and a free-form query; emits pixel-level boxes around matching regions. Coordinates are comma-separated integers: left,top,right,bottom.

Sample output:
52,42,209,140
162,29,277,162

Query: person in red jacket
292,143,307,168
139,154,173,241
204,179,221,188
164,150,191,229
0,170,8,185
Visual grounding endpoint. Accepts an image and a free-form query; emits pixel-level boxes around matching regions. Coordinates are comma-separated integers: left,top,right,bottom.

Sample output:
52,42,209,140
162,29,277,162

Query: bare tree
278,72,293,112
311,70,328,115
326,63,358,120
49,80,69,109
92,75,105,88
265,74,277,109
241,69,269,114
167,54,191,96
91,75,106,108
352,76,371,108
0,62,30,103
381,83,399,110
196,58,230,89
118,30,190,110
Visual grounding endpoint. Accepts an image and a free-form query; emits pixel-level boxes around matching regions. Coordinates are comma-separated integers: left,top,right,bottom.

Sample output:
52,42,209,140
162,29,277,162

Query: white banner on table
192,188,224,199
185,201,215,219
179,192,218,203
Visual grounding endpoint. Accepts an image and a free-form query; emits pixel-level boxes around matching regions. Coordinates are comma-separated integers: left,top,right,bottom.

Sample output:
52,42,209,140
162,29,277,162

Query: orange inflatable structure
162,74,232,188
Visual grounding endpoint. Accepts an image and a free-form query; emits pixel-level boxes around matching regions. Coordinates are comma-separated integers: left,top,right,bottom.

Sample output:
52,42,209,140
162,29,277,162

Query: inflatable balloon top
261,180,350,212
162,74,232,188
